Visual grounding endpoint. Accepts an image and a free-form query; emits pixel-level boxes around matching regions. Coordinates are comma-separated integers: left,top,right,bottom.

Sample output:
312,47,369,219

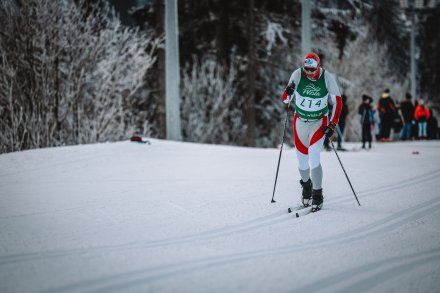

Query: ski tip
288,208,292,213
295,213,299,218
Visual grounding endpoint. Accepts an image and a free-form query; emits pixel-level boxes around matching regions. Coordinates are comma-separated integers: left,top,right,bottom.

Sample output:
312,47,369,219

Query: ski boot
311,189,323,212
300,179,312,207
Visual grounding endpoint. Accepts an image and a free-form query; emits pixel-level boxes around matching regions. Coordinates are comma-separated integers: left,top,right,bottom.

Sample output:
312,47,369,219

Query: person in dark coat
427,114,438,140
377,89,396,141
336,94,349,150
399,93,415,141
359,95,374,149
392,100,403,140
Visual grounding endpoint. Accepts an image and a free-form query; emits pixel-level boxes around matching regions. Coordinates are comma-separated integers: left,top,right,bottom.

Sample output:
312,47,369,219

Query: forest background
1,0,439,153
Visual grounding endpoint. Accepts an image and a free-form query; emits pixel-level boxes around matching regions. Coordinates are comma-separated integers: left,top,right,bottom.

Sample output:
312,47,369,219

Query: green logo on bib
302,84,322,97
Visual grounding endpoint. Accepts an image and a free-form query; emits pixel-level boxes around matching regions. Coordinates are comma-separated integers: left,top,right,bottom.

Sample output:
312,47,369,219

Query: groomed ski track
1,140,439,293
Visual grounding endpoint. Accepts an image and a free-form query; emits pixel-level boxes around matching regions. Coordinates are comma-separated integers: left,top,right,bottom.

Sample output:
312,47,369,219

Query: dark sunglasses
304,67,317,73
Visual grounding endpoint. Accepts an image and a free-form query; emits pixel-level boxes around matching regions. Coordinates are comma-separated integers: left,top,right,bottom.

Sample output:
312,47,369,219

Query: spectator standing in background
377,89,396,142
336,94,349,151
427,112,438,140
359,95,375,149
399,93,415,141
414,99,430,139
392,100,403,141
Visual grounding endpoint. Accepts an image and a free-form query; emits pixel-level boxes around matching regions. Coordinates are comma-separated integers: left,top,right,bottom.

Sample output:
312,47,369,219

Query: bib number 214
300,98,322,109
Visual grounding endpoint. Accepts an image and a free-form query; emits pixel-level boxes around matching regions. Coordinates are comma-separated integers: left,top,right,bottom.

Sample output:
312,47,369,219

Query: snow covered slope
1,139,440,293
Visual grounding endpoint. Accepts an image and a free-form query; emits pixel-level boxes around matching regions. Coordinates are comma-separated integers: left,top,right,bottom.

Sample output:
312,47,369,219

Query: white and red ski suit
282,66,342,190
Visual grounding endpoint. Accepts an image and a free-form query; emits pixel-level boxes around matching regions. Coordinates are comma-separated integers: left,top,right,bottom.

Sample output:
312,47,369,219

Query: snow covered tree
416,5,440,107
180,56,244,144
0,0,159,153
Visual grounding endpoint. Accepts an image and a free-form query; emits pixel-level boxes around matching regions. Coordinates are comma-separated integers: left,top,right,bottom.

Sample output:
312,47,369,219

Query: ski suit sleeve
325,71,342,125
281,68,301,105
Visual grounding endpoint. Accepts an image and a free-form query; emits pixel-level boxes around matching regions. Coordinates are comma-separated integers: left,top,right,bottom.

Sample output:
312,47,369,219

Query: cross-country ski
288,205,313,218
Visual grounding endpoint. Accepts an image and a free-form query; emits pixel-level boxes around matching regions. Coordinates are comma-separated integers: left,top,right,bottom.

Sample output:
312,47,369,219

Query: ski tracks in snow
13,173,440,293
287,248,440,293
33,198,440,293
1,168,439,265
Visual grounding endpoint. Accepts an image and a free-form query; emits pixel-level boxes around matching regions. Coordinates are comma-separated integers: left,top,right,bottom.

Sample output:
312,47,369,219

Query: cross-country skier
281,52,342,212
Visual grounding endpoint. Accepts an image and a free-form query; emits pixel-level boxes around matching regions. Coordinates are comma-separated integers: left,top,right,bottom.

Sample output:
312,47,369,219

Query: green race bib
295,69,329,120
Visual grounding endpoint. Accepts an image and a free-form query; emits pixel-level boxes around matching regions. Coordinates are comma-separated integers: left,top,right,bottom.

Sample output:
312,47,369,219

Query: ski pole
271,100,292,203
329,139,361,206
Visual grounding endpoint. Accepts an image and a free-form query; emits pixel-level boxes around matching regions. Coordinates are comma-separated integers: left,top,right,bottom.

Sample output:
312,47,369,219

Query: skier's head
303,52,321,80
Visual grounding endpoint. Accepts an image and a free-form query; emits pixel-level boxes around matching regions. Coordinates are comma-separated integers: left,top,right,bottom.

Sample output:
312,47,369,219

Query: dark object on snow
130,136,151,144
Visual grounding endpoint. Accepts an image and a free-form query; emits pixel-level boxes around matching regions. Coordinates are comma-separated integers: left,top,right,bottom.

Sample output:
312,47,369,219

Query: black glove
285,82,296,96
323,123,336,138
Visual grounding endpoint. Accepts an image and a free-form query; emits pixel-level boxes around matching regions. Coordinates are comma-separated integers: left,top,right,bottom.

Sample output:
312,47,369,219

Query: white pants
293,114,328,189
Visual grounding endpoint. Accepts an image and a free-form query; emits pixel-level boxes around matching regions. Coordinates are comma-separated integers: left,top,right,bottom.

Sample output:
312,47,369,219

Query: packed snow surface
1,139,440,293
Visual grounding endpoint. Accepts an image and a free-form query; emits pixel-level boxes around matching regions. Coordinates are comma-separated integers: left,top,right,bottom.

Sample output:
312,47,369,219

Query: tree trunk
155,0,166,139
245,0,256,147
216,0,230,65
